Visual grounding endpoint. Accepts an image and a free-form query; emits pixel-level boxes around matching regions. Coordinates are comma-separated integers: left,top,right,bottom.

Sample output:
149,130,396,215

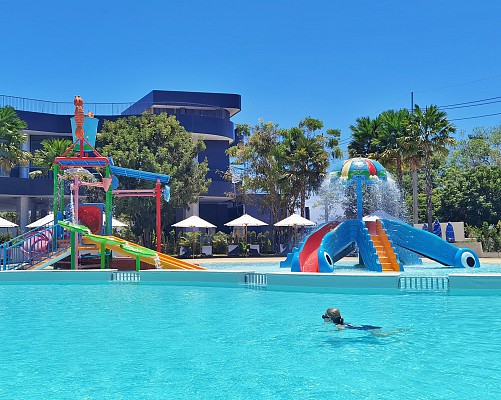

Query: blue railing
1,221,71,271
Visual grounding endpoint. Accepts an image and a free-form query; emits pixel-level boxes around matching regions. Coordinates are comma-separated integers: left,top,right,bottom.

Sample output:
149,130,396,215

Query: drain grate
398,276,449,291
112,271,141,282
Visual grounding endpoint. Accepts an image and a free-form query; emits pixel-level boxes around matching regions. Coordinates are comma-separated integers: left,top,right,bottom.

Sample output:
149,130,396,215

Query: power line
413,74,501,94
440,100,501,110
449,111,501,121
439,96,501,109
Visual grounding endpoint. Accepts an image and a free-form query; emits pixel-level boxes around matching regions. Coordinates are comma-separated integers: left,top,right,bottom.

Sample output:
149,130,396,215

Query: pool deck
1,255,501,293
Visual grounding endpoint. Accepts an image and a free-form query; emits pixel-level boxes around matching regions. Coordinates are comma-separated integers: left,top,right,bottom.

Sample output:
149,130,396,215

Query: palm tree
31,138,73,176
348,116,380,157
410,105,456,231
376,109,410,188
0,106,30,174
281,120,329,217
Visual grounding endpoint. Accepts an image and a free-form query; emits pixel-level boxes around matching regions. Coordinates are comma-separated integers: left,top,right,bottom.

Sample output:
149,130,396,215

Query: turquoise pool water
200,259,501,275
1,283,500,399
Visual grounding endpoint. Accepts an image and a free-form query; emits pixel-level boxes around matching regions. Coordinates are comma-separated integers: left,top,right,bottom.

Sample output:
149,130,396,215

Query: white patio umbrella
173,215,216,257
274,213,316,228
225,213,268,249
26,213,127,229
274,213,316,246
103,214,128,228
0,217,18,228
26,214,54,228
172,215,216,229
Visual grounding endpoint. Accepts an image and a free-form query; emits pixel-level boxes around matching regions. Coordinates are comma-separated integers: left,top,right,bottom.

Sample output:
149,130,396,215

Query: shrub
212,231,228,254
465,222,500,252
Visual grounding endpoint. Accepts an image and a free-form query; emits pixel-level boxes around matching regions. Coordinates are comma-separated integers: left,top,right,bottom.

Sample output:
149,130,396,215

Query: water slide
366,220,401,272
316,219,389,272
286,216,480,273
380,219,480,268
83,235,205,270
294,221,339,272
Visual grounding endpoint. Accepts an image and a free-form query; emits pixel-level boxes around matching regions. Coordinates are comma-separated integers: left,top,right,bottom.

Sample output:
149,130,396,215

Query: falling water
154,254,161,269
309,174,348,223
364,176,409,221
310,171,409,223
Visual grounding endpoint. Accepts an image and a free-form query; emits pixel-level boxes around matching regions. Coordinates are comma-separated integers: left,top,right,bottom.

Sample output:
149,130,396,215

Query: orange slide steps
369,220,401,272
82,235,205,270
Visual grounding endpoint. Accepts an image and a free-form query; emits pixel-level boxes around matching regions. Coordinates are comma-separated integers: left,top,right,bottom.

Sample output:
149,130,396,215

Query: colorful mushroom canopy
336,157,387,184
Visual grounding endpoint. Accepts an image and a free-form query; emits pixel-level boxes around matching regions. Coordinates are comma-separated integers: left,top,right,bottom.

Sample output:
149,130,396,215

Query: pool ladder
398,276,449,291
244,272,267,289
112,271,141,282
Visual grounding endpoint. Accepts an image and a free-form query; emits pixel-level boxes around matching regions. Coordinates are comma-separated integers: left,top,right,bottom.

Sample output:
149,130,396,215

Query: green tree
449,126,501,168
348,116,380,157
375,109,410,187
0,106,30,174
410,105,456,231
30,138,73,177
325,128,344,160
436,166,501,227
227,120,293,222
97,114,210,247
281,117,330,217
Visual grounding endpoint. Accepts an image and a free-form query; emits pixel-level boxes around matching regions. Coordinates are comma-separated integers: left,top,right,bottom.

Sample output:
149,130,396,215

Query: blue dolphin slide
281,218,480,272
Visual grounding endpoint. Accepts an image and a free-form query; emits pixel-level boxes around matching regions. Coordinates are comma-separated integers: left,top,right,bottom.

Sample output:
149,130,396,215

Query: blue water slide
280,246,299,270
380,219,479,268
109,165,170,183
317,220,383,272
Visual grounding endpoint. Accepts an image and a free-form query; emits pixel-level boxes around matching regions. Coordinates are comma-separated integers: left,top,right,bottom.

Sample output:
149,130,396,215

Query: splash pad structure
282,157,480,273
0,96,205,272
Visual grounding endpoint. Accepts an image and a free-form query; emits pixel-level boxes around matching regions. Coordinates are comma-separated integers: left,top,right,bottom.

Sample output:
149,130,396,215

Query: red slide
299,222,339,272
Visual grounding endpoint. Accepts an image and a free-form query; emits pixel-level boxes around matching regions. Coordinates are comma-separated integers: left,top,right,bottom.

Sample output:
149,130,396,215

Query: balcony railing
1,94,232,117
0,94,133,116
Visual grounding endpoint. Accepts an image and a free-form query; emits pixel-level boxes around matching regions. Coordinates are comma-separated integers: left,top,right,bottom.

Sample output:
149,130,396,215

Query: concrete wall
0,269,114,283
1,269,501,293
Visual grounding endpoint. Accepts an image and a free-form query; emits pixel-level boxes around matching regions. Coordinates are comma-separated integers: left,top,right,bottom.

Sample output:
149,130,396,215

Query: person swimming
322,308,382,331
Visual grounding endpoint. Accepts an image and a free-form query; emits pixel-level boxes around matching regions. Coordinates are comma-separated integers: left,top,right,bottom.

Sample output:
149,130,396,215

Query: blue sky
3,0,501,151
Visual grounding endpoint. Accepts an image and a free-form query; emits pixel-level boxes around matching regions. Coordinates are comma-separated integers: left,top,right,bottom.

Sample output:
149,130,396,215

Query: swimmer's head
322,308,344,324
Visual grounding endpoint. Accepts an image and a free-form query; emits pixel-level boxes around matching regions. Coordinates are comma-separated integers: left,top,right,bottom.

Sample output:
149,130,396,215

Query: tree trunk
396,157,403,188
300,189,306,217
412,168,418,224
425,151,433,232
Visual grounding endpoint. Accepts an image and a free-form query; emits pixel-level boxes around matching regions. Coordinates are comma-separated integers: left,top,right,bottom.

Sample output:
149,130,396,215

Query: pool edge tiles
140,269,253,286
449,273,501,292
2,269,501,293
0,269,114,283
266,271,401,293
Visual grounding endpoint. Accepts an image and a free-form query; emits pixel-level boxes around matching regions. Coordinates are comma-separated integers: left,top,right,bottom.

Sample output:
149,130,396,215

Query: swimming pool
200,258,501,276
1,283,500,399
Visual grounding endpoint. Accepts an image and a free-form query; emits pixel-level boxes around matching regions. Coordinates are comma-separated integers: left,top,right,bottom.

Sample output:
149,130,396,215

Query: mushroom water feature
280,157,481,272
333,157,388,220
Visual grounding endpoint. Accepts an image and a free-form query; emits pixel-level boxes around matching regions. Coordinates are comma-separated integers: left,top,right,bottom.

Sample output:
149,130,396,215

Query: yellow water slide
83,235,205,270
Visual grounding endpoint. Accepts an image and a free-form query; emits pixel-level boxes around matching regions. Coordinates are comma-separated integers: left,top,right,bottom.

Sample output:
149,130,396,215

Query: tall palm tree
281,124,329,217
348,116,380,157
410,105,456,231
376,109,410,188
0,106,30,174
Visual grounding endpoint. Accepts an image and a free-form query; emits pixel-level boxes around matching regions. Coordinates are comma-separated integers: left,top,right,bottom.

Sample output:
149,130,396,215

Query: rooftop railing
0,94,133,116
1,94,231,117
